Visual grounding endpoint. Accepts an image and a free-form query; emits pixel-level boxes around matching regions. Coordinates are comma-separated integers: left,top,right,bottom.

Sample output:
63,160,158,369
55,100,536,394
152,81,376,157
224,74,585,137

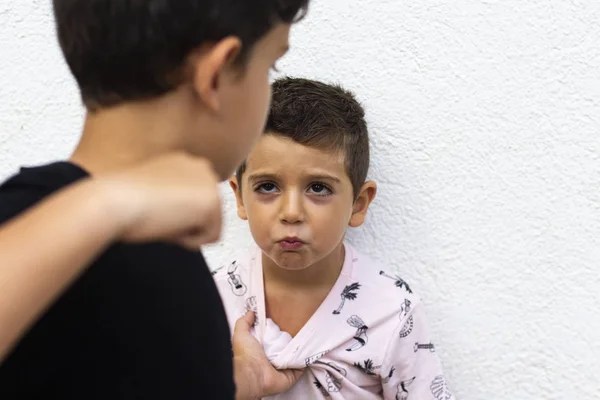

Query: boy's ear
229,176,248,220
191,36,242,112
349,181,377,228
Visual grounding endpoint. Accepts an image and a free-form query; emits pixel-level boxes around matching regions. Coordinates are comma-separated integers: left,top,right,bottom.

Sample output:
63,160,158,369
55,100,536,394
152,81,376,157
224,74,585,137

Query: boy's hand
99,152,222,249
232,312,303,399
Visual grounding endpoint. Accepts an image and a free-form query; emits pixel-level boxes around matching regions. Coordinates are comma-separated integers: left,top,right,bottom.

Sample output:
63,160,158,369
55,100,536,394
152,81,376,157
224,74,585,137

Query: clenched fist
99,152,223,249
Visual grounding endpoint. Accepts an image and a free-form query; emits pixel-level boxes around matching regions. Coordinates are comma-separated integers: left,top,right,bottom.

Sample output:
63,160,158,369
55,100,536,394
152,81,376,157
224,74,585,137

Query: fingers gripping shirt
213,244,454,399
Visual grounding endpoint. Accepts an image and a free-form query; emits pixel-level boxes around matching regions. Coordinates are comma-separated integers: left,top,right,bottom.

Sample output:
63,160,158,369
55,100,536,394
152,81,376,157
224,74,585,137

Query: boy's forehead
245,135,346,174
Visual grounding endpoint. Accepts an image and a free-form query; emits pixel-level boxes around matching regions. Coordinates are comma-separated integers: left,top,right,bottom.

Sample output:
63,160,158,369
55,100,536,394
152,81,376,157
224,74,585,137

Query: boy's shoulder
211,252,257,335
346,244,421,309
0,162,87,223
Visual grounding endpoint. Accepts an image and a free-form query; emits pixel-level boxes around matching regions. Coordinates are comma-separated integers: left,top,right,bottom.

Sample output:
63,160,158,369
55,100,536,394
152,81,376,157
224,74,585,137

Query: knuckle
207,230,220,243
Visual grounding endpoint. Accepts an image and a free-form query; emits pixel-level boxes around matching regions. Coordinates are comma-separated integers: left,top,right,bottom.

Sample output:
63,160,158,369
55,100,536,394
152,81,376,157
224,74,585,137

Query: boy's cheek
245,204,267,222
247,213,272,238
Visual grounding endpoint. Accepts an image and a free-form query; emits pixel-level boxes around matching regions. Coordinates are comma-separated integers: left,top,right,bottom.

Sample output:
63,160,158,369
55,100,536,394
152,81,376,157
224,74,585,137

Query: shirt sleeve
380,300,455,400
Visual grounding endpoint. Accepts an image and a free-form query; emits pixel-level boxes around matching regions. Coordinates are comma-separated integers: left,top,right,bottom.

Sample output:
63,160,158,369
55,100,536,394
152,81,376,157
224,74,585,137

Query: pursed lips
278,236,306,250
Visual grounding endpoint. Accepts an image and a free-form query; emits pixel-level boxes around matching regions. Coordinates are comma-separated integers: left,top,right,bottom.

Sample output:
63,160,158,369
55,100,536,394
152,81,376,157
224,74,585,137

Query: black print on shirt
317,362,347,393
325,372,342,392
430,375,452,400
379,271,413,294
314,380,330,397
354,358,396,384
399,299,412,320
399,316,414,338
382,366,396,384
354,360,395,383
244,296,258,327
396,377,416,400
414,342,435,353
346,315,369,351
354,359,378,376
333,282,361,315
227,261,247,296
306,350,329,366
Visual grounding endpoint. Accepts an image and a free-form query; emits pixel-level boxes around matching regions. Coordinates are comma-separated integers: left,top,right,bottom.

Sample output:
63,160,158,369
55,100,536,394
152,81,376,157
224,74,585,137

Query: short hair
236,77,369,198
52,0,309,110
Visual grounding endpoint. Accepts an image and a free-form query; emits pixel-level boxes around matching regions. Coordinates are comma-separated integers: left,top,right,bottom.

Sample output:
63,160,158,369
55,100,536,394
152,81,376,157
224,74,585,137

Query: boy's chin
268,252,312,271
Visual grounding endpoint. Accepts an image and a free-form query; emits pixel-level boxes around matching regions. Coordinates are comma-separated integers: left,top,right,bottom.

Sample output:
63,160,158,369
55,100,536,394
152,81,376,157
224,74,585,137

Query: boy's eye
308,183,332,196
256,183,278,193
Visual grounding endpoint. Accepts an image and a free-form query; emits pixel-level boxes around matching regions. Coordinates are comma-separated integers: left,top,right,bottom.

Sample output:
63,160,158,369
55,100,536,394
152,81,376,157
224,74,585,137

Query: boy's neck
70,92,198,175
262,243,345,292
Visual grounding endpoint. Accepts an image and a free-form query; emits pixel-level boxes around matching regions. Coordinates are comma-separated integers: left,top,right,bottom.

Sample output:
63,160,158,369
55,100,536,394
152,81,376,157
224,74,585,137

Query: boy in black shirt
0,0,309,398
0,154,223,363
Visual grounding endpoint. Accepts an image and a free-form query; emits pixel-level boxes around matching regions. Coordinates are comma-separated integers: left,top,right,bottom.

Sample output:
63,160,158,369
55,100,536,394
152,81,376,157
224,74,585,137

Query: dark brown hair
53,0,309,110
236,77,369,198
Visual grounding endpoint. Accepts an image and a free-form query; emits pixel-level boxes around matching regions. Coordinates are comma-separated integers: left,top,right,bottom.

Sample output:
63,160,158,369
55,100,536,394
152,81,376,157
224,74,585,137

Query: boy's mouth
278,237,305,251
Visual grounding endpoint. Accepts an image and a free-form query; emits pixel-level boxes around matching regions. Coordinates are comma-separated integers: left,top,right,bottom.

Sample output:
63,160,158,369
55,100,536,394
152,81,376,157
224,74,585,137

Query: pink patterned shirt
213,243,454,400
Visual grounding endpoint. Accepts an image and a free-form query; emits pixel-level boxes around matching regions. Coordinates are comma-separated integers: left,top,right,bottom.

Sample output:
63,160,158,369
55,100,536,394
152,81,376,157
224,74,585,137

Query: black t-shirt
0,162,235,399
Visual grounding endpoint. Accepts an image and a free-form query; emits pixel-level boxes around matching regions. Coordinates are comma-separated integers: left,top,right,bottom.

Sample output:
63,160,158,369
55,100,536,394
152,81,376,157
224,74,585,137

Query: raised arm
0,153,222,363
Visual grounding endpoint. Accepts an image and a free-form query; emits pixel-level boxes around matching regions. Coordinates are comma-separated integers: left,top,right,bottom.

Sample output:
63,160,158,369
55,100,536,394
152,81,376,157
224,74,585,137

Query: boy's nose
279,191,304,224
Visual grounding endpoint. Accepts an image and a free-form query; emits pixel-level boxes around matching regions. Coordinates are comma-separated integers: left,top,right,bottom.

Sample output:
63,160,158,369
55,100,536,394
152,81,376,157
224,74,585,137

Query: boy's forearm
0,179,124,363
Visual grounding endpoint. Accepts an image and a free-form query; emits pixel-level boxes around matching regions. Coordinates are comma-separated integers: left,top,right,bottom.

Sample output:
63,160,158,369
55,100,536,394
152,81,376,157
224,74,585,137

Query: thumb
283,368,304,386
234,311,255,335
264,368,304,396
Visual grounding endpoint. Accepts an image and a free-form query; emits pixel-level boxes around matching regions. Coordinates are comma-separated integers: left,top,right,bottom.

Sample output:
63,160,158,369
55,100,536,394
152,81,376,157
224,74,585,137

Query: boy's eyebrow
247,171,342,183
247,172,280,182
307,173,341,183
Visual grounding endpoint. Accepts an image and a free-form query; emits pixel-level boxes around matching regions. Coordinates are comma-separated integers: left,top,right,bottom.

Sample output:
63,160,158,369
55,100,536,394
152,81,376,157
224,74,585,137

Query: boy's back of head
55,0,310,181
236,77,370,197
53,0,308,110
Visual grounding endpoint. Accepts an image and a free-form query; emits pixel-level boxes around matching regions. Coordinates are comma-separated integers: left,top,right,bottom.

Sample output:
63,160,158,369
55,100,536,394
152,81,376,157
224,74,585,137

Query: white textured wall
1,1,599,399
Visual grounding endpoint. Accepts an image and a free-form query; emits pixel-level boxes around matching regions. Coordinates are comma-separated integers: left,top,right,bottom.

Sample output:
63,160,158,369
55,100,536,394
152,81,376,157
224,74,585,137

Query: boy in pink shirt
214,77,454,399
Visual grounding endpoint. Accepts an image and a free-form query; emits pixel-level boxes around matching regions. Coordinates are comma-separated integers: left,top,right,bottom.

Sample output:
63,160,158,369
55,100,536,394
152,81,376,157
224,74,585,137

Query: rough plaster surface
1,1,599,399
